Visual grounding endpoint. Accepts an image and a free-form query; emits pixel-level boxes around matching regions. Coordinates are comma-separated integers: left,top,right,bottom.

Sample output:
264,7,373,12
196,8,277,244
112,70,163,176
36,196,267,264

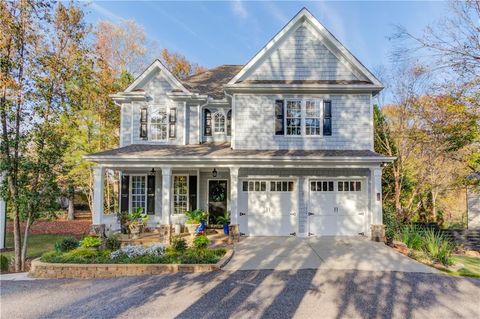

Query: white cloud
231,0,248,19
89,1,123,22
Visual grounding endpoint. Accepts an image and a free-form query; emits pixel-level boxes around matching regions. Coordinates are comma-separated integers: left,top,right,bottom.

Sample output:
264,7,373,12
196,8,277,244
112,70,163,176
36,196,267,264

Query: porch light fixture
149,168,155,176
212,168,217,178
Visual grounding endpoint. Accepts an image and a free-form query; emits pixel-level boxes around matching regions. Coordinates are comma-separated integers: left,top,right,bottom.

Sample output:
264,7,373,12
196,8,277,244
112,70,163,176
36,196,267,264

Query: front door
208,180,227,224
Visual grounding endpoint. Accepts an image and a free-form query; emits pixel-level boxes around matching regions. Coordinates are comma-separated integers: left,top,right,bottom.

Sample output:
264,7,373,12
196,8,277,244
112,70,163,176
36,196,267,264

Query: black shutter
275,100,284,135
146,175,155,215
204,109,212,136
169,108,176,138
140,107,148,139
226,110,232,136
120,175,129,213
323,101,332,136
188,175,197,211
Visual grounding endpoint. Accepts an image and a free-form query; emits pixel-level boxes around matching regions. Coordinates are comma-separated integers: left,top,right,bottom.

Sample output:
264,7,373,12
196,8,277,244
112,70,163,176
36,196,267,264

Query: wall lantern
212,168,217,178
149,168,155,176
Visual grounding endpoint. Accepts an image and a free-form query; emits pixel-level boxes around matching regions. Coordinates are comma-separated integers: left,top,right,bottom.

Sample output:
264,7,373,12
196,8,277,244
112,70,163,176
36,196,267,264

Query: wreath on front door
210,184,225,202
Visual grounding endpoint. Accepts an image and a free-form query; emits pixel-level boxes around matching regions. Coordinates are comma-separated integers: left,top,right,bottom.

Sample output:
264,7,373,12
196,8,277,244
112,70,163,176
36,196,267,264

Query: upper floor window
150,107,168,141
275,99,332,136
286,100,302,135
213,112,225,133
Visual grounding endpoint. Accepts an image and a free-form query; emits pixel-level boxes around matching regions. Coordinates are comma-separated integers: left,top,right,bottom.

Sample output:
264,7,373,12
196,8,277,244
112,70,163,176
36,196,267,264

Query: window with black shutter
120,175,130,213
275,100,285,135
169,108,176,138
323,100,332,136
146,175,155,215
188,175,197,211
204,109,212,136
226,110,232,136
140,107,148,139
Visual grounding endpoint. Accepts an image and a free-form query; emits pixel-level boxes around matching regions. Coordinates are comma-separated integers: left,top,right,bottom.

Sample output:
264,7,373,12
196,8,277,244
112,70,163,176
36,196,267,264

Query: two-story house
86,8,394,238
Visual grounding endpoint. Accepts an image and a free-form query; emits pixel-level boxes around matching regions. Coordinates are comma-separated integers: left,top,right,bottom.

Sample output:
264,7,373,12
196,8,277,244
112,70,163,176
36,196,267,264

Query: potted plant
127,208,148,239
185,209,208,235
116,211,129,234
216,211,231,235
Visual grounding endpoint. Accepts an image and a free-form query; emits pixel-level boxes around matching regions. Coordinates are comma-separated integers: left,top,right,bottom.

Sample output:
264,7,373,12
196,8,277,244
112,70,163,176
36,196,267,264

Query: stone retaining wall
30,250,234,279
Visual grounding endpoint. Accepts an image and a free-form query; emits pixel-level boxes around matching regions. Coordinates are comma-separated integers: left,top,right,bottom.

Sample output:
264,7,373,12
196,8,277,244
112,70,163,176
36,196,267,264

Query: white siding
244,23,365,81
233,93,373,150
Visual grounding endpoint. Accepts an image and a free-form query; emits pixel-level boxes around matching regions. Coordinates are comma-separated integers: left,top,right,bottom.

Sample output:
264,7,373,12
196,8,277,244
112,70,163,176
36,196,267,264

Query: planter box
29,250,234,279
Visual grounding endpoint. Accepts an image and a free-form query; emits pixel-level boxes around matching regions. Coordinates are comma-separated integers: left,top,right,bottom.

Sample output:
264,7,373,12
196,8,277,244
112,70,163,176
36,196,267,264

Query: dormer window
150,106,168,141
213,112,225,133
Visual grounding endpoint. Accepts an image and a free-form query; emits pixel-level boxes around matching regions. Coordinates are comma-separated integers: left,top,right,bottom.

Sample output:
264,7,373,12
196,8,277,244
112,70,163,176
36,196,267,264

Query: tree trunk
13,208,22,271
67,186,75,220
20,215,31,271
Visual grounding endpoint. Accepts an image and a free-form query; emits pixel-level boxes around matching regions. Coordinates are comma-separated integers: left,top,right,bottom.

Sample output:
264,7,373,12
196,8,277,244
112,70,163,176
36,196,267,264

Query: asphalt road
1,270,479,319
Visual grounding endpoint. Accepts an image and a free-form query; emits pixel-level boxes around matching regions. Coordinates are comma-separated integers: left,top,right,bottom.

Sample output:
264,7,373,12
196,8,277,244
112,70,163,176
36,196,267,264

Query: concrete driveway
223,236,437,273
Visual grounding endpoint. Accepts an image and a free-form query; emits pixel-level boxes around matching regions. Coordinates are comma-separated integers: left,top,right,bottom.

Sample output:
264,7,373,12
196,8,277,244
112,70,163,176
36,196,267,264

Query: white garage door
308,179,367,236
238,180,297,236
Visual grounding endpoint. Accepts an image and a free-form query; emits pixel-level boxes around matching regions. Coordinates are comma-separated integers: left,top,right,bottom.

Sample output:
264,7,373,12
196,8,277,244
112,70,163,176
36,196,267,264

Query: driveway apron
223,236,437,273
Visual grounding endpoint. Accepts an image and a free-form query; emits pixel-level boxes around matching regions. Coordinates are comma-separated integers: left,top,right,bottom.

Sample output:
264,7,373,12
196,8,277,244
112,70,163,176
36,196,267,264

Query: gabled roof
227,7,383,89
124,59,190,94
181,65,243,99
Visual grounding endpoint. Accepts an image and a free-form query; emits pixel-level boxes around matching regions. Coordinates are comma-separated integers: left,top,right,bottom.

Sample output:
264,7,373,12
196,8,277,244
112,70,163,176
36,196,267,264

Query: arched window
213,112,225,133
226,110,232,136
204,109,212,136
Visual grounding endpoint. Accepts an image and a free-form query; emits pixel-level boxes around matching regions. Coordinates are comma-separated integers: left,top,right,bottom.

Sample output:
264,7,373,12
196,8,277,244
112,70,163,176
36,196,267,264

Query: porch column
230,167,240,224
370,166,383,225
161,167,172,224
92,166,105,225
0,172,6,249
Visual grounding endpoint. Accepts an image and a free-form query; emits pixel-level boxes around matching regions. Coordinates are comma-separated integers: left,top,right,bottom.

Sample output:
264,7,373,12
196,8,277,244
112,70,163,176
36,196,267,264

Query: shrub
422,230,454,266
180,248,226,264
171,236,187,252
401,224,423,250
105,234,121,251
54,237,79,253
383,204,398,243
0,255,9,272
80,236,102,249
193,235,210,249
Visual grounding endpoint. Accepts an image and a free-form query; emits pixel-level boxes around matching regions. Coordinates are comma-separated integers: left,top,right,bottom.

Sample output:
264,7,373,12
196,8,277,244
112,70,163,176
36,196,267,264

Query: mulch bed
6,220,91,236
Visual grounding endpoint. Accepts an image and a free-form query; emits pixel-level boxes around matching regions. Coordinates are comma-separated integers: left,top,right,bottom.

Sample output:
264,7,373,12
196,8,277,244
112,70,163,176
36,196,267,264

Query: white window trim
213,111,226,134
280,99,329,137
172,174,189,215
129,174,147,213
148,104,169,141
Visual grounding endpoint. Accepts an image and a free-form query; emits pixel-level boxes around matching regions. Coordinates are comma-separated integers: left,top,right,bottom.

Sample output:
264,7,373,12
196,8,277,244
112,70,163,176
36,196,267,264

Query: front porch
93,166,239,233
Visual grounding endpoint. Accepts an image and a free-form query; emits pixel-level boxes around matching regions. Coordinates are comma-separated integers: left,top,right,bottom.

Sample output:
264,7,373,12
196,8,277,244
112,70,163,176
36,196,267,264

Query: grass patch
441,256,480,278
3,233,71,259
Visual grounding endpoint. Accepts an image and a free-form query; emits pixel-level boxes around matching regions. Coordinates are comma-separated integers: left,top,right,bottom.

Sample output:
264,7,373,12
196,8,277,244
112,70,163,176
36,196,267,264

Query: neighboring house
85,8,394,237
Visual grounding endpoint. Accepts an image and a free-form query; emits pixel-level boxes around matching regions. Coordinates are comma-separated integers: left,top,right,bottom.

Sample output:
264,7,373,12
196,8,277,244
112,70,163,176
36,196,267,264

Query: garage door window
310,181,334,192
242,181,267,192
338,181,361,192
270,181,294,192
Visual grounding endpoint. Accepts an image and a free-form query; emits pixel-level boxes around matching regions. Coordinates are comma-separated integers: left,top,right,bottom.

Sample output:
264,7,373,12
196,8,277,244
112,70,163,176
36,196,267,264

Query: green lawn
2,234,70,260
443,256,480,278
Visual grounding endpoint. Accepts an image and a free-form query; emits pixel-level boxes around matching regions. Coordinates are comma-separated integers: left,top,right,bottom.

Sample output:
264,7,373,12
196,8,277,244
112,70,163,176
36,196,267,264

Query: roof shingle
181,65,243,99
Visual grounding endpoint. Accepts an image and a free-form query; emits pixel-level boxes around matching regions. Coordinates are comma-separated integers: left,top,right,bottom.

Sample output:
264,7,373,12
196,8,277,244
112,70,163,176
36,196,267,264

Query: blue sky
85,1,448,76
